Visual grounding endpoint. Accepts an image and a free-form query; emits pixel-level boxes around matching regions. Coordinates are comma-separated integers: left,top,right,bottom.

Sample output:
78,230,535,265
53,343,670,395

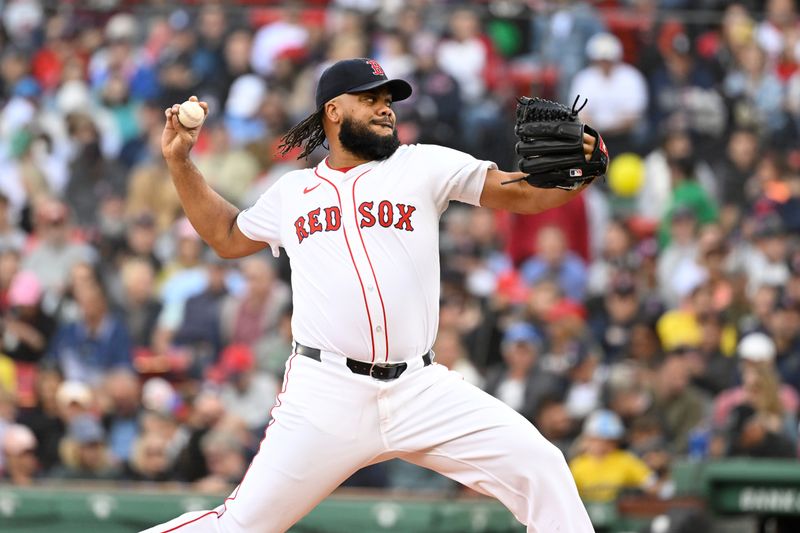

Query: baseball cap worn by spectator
208,344,255,383
583,409,625,440
737,332,775,363
503,322,542,347
315,58,413,110
586,33,623,62
546,299,587,322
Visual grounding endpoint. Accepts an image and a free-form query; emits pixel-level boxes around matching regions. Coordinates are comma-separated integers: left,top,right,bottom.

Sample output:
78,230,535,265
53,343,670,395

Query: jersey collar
315,157,380,181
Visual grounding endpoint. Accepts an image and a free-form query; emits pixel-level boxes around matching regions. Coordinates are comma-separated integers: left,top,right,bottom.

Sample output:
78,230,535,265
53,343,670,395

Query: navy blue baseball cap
315,58,412,110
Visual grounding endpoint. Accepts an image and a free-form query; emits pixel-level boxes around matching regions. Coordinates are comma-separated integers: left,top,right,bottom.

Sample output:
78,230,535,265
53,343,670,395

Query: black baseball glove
506,95,609,190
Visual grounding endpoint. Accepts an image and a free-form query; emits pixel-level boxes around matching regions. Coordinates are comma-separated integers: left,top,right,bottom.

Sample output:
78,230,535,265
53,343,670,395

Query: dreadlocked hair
278,110,326,159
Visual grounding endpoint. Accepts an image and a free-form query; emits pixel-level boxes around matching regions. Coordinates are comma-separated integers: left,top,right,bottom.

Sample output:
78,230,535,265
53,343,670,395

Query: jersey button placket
341,180,387,362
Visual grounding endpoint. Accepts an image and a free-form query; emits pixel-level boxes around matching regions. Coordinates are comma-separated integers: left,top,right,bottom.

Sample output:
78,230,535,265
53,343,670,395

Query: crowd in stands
1,0,800,504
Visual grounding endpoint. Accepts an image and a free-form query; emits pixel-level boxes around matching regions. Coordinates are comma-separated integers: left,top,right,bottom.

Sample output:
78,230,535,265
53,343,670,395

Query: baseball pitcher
147,58,606,533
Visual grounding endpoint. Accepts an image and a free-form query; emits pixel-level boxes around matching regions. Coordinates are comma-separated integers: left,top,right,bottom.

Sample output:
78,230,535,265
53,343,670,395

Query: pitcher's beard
339,117,400,161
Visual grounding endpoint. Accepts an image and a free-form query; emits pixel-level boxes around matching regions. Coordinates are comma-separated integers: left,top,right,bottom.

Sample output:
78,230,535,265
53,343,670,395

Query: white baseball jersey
237,144,496,363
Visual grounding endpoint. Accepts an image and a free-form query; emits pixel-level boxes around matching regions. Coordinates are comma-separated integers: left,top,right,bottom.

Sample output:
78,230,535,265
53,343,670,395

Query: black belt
293,342,433,381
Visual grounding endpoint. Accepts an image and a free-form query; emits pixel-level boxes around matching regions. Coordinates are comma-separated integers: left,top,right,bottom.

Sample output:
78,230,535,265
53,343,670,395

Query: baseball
177,100,205,129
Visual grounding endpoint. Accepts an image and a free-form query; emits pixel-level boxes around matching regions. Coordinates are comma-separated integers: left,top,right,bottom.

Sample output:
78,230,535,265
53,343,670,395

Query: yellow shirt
569,449,653,502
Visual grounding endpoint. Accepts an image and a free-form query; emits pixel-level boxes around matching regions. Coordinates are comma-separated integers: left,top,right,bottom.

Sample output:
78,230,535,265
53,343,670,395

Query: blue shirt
520,252,588,302
47,315,133,386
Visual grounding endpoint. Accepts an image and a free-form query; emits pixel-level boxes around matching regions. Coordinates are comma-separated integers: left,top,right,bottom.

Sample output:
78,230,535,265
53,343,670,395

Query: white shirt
436,38,487,103
237,144,495,363
569,63,648,132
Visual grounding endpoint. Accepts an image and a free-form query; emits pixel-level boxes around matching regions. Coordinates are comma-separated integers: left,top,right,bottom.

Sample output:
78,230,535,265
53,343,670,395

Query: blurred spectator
194,428,247,493
436,7,490,105
88,13,156,102
540,299,590,381
253,303,293,379
713,333,799,441
174,392,226,482
2,271,55,363
569,409,657,502
0,192,25,253
195,121,260,205
504,195,591,266
52,414,120,480
529,0,605,101
2,270,55,407
766,300,800,392
210,27,254,108
158,218,206,303
586,220,638,298
657,158,719,250
436,7,505,157
211,344,278,433
100,369,142,463
63,113,127,228
607,363,652,425
432,327,483,388
723,42,786,139
0,423,39,485
16,368,65,472
533,396,576,458
701,4,757,82
520,226,587,302
755,0,798,62
628,415,675,498
648,30,725,145
20,199,95,294
562,346,603,421
193,5,229,89
657,206,700,306
589,273,640,363
119,258,162,350
724,403,796,458
483,322,559,421
693,312,739,395
711,127,760,210
47,282,133,386
125,130,182,233
745,215,790,292
639,124,719,221
250,5,308,78
123,432,173,483
648,353,707,454
401,41,462,146
223,74,268,147
570,33,648,156
627,320,663,370
121,213,162,273
170,254,231,377
220,256,290,349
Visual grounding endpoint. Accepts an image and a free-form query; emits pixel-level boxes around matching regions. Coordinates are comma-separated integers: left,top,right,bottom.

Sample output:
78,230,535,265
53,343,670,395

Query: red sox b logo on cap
366,59,385,76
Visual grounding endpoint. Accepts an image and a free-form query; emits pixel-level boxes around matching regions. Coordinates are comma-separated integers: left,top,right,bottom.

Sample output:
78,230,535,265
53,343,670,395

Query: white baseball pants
142,351,594,533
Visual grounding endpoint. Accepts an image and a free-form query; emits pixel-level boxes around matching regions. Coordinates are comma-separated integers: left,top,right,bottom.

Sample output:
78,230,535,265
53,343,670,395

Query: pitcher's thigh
403,380,593,532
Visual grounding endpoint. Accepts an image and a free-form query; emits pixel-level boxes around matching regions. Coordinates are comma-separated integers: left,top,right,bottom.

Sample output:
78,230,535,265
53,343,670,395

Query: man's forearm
482,170,590,214
166,157,240,251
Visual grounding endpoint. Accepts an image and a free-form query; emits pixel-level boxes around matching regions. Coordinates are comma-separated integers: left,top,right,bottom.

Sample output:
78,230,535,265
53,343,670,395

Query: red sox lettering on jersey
294,202,416,243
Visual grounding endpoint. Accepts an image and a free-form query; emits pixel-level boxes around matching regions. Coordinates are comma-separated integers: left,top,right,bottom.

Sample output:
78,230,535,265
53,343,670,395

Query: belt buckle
369,362,387,380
